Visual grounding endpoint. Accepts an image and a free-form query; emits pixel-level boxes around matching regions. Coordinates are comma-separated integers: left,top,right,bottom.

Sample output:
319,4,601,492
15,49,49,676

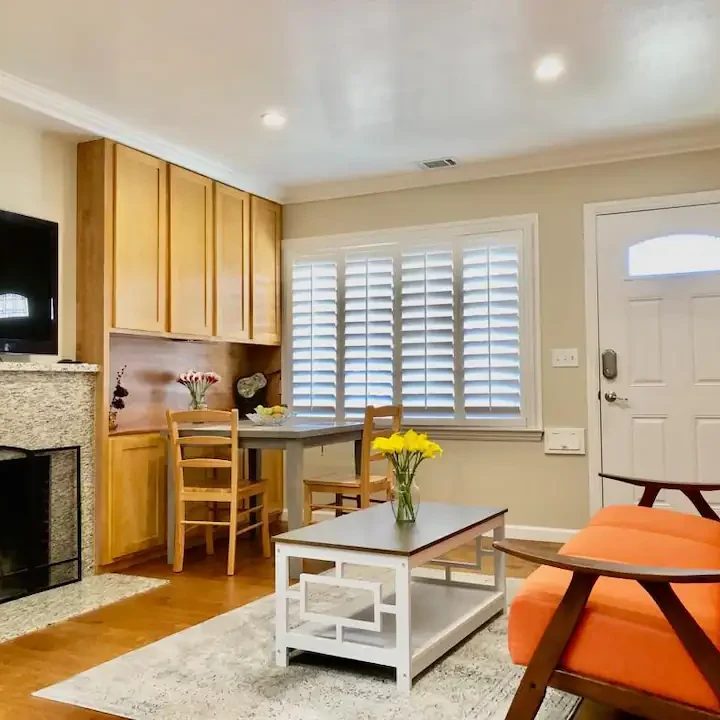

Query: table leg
167,437,175,565
275,544,290,667
395,559,412,692
247,449,262,539
285,440,304,578
493,523,507,610
354,438,362,476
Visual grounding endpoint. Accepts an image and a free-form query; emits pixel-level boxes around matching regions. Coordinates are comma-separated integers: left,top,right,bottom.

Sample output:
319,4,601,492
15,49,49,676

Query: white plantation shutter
463,244,522,417
401,249,455,418
290,260,338,417
285,219,538,429
344,253,394,417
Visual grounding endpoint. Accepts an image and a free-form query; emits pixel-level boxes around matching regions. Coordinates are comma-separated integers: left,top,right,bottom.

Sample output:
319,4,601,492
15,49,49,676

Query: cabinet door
169,166,214,337
250,196,282,344
214,183,251,341
261,449,284,517
107,433,167,560
113,145,168,332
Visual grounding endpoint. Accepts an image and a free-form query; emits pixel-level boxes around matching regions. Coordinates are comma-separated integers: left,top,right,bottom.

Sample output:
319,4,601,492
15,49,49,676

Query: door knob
604,391,627,403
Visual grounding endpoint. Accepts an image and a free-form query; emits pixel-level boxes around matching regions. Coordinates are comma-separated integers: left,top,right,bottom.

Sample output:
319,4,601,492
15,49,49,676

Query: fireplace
0,445,81,604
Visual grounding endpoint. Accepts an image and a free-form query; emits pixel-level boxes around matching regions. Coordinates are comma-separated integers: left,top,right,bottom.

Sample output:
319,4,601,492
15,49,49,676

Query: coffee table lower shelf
279,571,505,691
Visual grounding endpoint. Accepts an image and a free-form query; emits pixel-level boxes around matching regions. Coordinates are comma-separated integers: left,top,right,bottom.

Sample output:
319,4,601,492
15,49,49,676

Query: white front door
597,201,720,513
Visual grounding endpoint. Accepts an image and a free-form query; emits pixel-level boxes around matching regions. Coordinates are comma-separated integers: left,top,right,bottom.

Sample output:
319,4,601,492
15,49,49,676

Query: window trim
283,214,542,432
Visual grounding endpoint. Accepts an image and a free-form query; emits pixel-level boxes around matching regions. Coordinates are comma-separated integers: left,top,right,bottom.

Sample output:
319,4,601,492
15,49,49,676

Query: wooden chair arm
493,540,720,583
599,473,720,492
599,473,720,520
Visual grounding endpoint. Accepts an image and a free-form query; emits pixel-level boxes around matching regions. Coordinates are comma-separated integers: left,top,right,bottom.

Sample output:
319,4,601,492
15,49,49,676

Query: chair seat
303,473,388,489
508,523,720,712
181,479,267,499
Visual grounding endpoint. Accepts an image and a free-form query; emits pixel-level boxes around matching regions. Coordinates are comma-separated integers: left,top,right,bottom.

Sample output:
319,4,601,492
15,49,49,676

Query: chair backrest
359,405,402,490
166,409,239,495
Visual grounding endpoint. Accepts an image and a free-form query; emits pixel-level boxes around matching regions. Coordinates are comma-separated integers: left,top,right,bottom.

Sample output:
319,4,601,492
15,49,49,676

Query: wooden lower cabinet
105,433,167,563
260,449,284,517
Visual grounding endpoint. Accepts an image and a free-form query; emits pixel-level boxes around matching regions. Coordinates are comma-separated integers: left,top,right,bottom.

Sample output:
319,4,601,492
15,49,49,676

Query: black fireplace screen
0,445,82,604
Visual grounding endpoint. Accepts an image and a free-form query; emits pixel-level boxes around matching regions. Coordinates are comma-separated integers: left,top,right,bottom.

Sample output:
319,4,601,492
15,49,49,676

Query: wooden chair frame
303,405,402,522
496,474,720,720
167,409,271,575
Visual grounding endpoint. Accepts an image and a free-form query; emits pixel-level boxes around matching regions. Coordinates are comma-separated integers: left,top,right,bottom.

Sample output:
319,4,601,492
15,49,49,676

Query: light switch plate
544,427,586,455
552,348,579,367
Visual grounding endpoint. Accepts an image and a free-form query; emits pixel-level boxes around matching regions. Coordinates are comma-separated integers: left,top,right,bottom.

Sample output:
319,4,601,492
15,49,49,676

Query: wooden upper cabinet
169,166,214,337
106,433,167,562
250,196,282,345
113,145,168,332
214,183,251,341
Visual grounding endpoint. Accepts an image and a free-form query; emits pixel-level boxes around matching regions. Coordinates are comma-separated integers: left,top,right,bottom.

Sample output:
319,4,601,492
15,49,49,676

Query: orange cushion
589,504,720,549
508,524,720,712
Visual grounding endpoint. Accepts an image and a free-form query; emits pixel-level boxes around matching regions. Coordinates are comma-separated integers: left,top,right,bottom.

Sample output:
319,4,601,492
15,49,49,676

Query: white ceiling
1,0,720,200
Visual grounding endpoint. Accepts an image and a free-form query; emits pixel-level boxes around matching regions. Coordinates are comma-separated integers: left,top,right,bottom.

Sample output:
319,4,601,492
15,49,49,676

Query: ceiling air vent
418,157,458,170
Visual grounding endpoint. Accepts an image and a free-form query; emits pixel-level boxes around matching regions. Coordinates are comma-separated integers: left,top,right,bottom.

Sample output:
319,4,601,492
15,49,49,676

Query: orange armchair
496,474,720,720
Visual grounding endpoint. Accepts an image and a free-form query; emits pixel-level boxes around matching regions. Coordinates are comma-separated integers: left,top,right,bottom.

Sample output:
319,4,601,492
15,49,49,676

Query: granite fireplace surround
0,363,98,577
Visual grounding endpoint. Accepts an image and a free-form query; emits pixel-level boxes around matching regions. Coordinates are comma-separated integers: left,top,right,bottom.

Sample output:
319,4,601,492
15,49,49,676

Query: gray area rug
36,573,579,719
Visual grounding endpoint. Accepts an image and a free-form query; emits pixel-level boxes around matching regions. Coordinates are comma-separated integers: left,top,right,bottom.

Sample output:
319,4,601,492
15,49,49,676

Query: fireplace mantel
0,362,99,373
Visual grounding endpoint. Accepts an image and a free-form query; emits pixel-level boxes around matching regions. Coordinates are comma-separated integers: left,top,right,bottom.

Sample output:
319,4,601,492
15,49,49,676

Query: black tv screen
0,209,59,355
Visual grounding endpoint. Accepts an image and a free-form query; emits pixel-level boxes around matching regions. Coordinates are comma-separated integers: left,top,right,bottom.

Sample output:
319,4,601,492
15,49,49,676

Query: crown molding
0,70,281,202
282,122,720,204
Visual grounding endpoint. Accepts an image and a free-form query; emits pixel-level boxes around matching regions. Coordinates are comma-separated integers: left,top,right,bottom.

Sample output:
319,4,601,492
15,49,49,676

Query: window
628,234,720,277
0,293,29,319
285,216,539,428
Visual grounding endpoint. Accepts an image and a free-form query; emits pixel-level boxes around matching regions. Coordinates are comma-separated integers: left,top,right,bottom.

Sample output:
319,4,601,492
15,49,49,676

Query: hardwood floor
0,533,626,719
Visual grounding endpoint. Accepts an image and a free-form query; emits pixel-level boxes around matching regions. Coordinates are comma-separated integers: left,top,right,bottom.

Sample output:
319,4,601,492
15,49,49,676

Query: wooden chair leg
205,502,215,555
227,499,238,576
360,489,370,510
506,573,597,719
335,493,344,517
356,494,361,509
303,485,313,525
260,491,271,559
173,498,185,573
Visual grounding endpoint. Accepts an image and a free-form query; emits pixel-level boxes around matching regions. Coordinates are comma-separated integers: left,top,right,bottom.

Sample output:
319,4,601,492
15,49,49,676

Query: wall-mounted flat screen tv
0,209,59,355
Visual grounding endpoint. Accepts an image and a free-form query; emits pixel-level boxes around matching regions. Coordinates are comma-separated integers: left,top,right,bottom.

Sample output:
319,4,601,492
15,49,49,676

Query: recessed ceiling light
534,54,566,82
261,110,287,129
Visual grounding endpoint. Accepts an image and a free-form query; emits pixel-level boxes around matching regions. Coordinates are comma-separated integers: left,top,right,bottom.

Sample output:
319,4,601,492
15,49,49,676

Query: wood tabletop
177,420,364,440
273,502,508,556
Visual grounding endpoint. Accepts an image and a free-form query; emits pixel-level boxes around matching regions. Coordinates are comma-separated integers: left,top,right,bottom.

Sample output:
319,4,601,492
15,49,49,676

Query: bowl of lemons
246,405,292,426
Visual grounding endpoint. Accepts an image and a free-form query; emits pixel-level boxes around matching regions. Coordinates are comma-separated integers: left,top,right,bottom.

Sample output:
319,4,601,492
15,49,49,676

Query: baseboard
280,509,578,544
505,525,578,544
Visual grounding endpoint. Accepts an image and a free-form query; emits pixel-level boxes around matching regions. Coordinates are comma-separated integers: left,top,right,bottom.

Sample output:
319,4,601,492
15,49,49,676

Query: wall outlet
552,348,579,367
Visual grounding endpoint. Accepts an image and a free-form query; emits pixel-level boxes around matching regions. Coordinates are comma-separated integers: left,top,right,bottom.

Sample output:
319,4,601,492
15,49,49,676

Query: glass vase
188,392,208,411
390,472,420,523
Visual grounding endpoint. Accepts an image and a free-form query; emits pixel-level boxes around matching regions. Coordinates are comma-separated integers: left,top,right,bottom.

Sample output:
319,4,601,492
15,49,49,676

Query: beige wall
0,114,77,361
284,149,720,530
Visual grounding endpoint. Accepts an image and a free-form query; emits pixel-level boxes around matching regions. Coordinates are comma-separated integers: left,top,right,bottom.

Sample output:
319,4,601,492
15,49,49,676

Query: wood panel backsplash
109,334,256,431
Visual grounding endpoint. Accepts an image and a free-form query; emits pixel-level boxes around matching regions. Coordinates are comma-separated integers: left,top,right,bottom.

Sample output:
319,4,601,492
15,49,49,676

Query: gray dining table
167,419,365,573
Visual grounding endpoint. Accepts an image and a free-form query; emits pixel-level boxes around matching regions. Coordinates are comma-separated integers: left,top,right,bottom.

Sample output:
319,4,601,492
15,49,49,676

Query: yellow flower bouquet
373,429,443,523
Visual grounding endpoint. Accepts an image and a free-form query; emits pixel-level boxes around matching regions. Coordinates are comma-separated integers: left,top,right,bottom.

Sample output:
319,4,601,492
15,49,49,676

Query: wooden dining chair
302,405,402,524
166,408,271,575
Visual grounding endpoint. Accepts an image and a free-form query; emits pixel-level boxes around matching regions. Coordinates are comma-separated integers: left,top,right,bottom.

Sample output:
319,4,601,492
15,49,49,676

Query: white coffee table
273,502,507,692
